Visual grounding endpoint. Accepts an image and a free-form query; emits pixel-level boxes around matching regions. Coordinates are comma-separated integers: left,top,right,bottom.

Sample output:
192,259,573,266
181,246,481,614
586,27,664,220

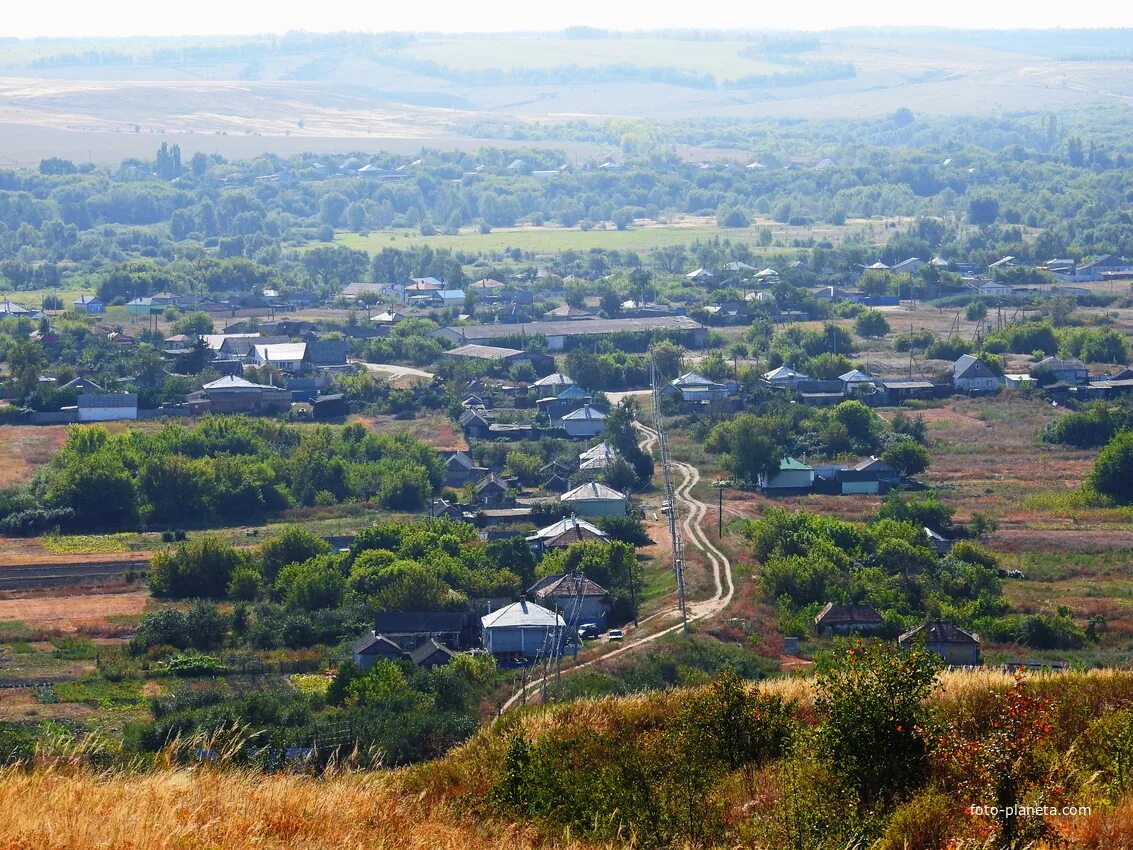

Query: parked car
578,623,600,640
607,628,624,641
661,500,671,514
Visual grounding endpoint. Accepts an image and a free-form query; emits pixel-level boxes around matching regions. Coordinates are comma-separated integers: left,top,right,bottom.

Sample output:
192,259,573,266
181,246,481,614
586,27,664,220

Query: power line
650,352,688,633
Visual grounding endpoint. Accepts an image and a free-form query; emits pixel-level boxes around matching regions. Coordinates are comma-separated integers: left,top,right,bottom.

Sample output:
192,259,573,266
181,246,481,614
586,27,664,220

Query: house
125,297,157,315
0,300,40,319
187,375,292,415
834,457,897,495
459,410,492,439
61,376,104,393
1078,255,1133,281
73,295,104,314
560,482,627,517
408,639,456,670
685,268,714,282
839,369,874,394
987,256,1017,272
663,372,728,403
814,603,884,635
755,267,780,283
371,611,470,651
469,278,505,293
560,405,607,438
949,354,1004,393
481,600,568,661
475,474,511,506
371,310,406,326
77,393,138,422
967,280,1014,298
431,317,707,352
1032,355,1089,385
899,621,981,666
442,344,553,374
302,339,349,372
250,342,307,373
578,442,618,472
529,574,611,628
437,289,467,308
544,304,595,320
526,516,610,556
351,632,406,669
890,257,925,275
445,452,490,488
532,372,574,391
763,366,809,389
759,457,814,492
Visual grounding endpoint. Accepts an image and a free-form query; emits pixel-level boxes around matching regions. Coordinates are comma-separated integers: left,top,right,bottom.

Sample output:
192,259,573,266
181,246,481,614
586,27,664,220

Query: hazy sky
5,0,1133,38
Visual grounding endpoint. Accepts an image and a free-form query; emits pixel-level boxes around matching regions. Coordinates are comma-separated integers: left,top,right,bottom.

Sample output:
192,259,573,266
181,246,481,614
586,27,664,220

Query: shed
408,639,456,669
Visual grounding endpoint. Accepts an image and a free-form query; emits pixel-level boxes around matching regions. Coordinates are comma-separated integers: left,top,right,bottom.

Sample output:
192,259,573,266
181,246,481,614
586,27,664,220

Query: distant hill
2,28,1133,163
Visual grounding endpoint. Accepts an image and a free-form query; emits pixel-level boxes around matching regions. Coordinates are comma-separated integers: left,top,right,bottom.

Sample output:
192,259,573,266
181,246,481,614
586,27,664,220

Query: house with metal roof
763,366,810,389
560,482,627,516
561,405,608,438
758,457,814,492
528,574,611,627
250,342,307,373
526,516,610,556
949,354,1004,393
814,603,884,635
662,371,728,403
481,600,568,661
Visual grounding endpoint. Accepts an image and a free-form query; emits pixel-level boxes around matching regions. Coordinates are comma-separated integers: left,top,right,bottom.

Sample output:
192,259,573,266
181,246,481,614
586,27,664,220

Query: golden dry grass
0,767,591,850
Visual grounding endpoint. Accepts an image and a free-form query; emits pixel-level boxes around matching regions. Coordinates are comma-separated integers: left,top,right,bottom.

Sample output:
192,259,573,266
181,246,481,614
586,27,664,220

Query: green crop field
334,215,903,257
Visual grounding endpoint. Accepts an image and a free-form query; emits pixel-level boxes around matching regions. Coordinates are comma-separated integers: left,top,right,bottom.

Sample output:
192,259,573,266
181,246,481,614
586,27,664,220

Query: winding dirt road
501,422,734,710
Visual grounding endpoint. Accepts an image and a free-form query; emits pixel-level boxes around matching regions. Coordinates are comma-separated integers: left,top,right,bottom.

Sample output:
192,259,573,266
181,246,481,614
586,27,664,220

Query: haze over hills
2,27,1133,165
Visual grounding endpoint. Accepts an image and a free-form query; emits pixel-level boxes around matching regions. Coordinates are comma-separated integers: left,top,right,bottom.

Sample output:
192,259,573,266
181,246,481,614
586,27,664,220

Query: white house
763,366,809,389
560,482,627,516
250,342,307,372
481,601,568,660
561,405,608,438
528,574,611,628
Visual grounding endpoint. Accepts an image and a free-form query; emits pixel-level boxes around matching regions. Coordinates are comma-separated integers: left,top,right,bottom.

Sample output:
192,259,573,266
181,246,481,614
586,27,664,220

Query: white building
561,405,608,438
560,482,628,516
250,342,307,373
77,393,138,422
481,601,568,660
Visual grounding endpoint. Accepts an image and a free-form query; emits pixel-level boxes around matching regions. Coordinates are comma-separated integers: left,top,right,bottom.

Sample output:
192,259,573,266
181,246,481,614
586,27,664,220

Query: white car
607,629,625,641
660,500,671,514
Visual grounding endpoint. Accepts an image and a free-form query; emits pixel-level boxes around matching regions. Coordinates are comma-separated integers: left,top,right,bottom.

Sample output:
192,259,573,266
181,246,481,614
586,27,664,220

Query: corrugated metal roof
481,600,564,629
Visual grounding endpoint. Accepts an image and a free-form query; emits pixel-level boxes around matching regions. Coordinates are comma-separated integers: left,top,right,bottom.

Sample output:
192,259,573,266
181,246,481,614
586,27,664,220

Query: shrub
815,640,941,811
1088,429,1133,504
166,651,231,677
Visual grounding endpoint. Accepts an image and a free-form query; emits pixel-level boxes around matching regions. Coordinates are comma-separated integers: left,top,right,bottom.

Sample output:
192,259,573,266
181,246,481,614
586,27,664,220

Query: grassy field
335,215,907,257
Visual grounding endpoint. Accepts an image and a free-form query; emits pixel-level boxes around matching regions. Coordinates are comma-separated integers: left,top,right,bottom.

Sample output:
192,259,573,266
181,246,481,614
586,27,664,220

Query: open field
0,589,150,627
336,215,909,256
0,425,68,490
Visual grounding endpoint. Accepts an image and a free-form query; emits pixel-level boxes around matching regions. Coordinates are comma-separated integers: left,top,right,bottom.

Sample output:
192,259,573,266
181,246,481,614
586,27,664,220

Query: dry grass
0,589,150,627
0,767,591,850
0,425,68,489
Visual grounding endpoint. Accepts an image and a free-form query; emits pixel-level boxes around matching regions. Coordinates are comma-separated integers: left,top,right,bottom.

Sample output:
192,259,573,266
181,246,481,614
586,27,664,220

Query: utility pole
717,481,723,538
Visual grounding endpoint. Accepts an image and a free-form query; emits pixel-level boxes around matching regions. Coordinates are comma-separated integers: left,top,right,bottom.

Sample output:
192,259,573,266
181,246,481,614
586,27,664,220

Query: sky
4,0,1133,38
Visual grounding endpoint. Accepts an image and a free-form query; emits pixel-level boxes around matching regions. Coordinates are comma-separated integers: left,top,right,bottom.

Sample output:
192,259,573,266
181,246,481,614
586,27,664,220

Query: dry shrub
1057,793,1133,850
874,789,970,850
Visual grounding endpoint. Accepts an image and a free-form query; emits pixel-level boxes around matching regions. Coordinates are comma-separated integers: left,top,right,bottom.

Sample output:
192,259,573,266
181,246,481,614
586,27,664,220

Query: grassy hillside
7,665,1133,848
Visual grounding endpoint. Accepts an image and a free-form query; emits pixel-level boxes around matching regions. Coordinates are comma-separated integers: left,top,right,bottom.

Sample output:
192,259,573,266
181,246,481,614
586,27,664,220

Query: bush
854,309,891,338
815,640,942,811
166,651,231,677
0,507,75,536
1087,429,1133,504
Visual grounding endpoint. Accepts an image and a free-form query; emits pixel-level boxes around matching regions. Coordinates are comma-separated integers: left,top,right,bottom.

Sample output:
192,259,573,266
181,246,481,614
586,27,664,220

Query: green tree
275,554,347,611
259,525,332,583
881,441,930,477
815,640,941,811
853,309,891,338
150,536,245,598
1088,429,1133,505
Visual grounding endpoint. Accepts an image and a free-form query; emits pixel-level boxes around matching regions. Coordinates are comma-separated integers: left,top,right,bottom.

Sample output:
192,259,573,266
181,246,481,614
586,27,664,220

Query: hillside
3,28,1133,164
6,664,1133,848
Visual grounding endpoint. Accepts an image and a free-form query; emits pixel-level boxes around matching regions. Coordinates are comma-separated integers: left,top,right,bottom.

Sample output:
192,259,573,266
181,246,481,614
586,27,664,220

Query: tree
881,441,930,477
150,536,246,598
172,311,215,336
853,310,891,338
651,340,684,381
968,197,999,225
302,246,369,290
710,414,781,483
815,640,941,811
1088,429,1133,505
276,554,347,611
259,526,332,583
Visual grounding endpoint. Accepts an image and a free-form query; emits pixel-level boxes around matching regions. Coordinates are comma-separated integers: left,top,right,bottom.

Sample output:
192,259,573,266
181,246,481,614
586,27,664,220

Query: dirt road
501,421,734,710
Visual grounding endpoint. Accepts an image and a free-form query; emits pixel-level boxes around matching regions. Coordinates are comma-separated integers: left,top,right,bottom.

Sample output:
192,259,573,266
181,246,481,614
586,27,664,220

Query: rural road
500,421,735,710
